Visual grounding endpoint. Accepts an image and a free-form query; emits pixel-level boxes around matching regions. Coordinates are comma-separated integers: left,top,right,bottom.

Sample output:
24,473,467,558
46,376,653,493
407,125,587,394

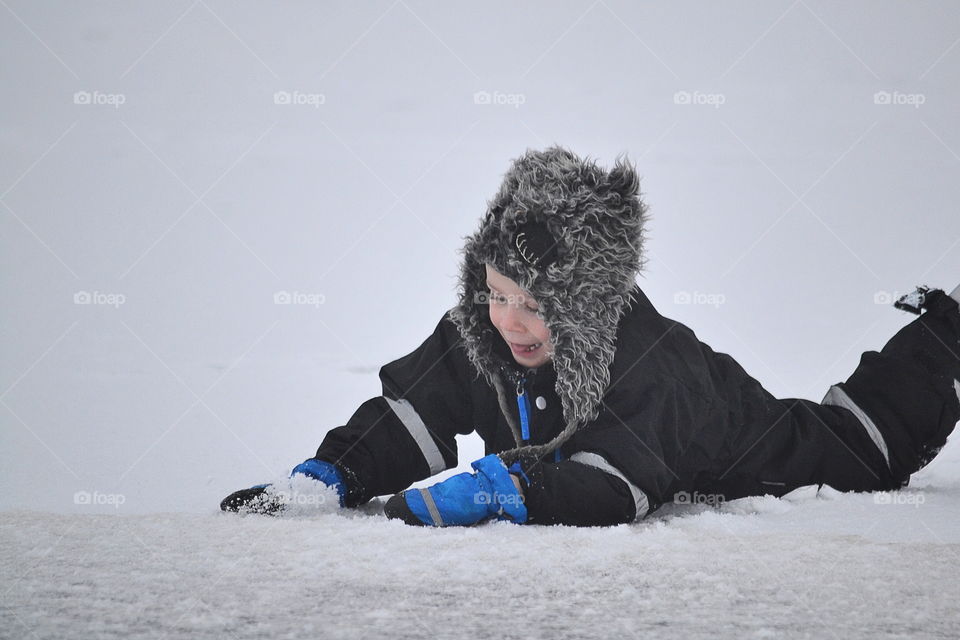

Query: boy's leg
835,287,960,484
695,285,959,503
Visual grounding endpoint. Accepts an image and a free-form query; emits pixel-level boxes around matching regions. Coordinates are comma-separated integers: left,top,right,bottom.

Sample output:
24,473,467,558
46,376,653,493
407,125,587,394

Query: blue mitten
384,454,527,526
290,458,347,507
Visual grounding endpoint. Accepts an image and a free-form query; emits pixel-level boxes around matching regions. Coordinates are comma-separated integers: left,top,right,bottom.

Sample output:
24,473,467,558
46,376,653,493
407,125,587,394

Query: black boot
894,285,933,315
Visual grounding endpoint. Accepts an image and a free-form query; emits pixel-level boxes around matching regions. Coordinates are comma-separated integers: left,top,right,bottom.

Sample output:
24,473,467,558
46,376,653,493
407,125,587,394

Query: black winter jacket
313,285,960,526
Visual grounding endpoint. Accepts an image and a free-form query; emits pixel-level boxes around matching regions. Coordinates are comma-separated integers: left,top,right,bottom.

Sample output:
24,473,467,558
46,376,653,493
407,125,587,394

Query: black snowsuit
312,286,960,526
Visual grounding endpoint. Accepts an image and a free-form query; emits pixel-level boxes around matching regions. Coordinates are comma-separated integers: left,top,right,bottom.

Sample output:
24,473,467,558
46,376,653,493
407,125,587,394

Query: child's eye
488,289,538,313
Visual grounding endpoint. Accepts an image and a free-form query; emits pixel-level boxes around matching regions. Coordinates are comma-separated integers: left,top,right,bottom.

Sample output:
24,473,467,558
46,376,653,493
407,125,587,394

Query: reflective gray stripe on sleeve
383,396,446,475
954,379,960,406
821,384,890,468
418,488,444,527
569,451,650,520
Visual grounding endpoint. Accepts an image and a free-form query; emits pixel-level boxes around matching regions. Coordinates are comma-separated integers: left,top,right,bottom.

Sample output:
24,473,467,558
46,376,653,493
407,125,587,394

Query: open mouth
509,341,543,355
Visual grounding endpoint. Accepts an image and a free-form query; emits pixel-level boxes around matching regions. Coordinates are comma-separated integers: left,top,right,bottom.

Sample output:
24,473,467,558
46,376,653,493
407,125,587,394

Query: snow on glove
289,458,347,507
383,454,527,527
219,459,346,514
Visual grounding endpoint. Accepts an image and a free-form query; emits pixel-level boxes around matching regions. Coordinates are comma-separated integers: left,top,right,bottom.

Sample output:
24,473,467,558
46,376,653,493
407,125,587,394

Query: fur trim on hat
448,145,650,460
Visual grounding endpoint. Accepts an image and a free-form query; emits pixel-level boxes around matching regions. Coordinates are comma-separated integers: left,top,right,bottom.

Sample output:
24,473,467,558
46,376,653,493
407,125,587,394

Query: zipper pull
515,373,531,442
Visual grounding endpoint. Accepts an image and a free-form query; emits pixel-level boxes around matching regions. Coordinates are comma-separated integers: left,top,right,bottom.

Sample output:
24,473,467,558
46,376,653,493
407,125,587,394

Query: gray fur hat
448,145,650,462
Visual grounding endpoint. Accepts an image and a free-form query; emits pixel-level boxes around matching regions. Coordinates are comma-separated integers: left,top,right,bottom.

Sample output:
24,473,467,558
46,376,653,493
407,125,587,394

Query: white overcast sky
2,1,959,512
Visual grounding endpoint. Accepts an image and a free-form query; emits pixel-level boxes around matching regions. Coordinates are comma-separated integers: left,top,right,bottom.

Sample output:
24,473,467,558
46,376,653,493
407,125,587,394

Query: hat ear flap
607,155,640,199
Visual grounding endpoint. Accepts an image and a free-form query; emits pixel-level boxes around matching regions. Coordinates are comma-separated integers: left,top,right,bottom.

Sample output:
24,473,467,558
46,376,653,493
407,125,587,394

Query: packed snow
4,441,960,639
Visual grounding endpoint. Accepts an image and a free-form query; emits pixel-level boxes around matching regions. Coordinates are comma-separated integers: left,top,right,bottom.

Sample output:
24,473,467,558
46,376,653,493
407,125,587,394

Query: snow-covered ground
4,450,960,640
3,350,959,638
4,1,960,638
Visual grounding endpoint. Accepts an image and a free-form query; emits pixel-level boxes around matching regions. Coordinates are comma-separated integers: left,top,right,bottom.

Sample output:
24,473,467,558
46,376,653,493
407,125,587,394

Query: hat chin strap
491,370,580,465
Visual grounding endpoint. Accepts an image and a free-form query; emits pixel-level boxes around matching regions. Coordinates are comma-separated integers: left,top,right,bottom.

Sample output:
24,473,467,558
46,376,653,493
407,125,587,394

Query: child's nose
501,305,528,331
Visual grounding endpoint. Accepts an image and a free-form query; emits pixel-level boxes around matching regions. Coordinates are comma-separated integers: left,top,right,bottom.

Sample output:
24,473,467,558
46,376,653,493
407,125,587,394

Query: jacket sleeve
312,310,476,507
515,453,643,526
549,288,960,517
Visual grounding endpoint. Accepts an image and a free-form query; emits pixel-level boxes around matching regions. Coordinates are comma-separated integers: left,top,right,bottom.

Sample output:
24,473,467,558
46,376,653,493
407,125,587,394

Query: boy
222,146,960,527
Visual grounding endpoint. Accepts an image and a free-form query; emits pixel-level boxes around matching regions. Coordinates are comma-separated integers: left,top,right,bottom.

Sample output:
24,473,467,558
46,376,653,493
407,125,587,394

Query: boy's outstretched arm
221,311,475,512
309,311,476,507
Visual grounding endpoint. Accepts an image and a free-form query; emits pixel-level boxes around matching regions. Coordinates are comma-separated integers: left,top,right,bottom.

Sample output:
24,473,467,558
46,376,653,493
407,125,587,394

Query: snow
4,443,960,639
894,288,928,313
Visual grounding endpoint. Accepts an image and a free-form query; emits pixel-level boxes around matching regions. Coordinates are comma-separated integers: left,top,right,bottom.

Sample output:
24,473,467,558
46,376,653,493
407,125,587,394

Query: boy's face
484,263,553,368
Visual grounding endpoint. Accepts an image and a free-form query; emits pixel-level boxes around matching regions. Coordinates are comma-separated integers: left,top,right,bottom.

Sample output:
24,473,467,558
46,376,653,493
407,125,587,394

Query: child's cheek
488,305,502,331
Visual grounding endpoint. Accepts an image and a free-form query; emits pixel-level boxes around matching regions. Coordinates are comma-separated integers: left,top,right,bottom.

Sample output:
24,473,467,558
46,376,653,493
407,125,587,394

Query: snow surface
4,443,960,640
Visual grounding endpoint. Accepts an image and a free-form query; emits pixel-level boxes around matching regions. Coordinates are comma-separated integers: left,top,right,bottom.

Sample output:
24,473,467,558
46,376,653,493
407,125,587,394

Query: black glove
219,484,285,515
